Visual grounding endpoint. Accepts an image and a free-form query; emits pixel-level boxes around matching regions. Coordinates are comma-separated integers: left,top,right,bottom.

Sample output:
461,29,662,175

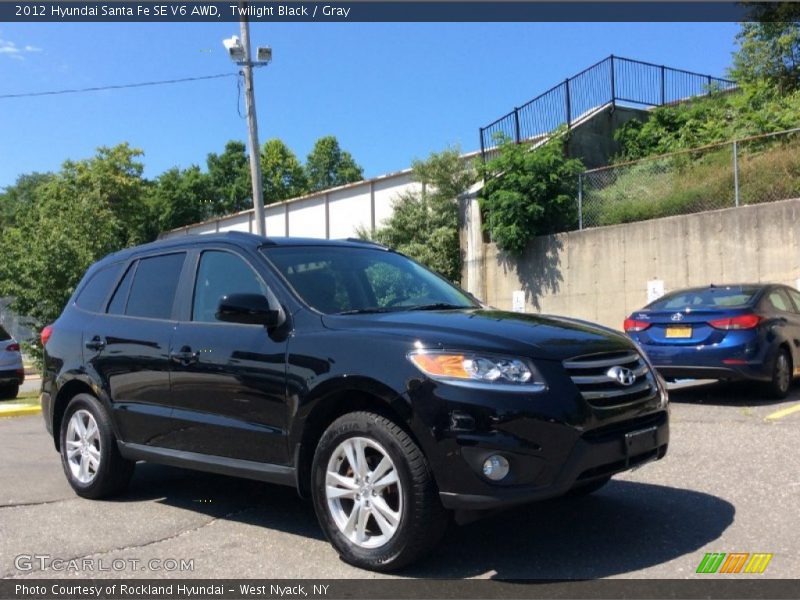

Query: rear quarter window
0,325,9,341
75,264,123,313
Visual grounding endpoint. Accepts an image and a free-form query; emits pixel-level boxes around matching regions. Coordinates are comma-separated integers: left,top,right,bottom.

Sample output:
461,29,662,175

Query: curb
0,404,41,418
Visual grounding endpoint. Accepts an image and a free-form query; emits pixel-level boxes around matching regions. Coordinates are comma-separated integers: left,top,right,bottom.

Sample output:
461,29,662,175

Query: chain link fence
578,127,800,230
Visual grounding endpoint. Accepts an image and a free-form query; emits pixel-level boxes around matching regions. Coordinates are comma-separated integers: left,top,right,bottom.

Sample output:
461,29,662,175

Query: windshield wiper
335,307,401,315
406,303,471,311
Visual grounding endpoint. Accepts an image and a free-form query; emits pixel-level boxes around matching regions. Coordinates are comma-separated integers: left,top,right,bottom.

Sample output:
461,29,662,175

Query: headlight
407,350,546,392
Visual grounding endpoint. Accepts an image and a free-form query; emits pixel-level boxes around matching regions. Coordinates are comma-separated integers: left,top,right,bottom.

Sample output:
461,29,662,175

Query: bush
478,134,584,255
366,147,475,283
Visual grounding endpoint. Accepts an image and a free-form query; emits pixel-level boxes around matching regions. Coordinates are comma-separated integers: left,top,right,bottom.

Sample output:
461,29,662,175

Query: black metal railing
479,55,736,161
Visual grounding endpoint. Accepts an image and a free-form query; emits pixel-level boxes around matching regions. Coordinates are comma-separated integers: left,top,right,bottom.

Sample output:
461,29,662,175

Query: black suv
42,233,669,570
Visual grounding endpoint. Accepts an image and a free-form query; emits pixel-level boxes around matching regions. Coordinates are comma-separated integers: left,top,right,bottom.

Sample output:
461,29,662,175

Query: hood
321,308,632,362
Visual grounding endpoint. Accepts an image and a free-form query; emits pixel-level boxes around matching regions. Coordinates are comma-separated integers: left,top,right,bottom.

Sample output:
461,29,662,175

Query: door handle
85,336,106,351
170,347,199,365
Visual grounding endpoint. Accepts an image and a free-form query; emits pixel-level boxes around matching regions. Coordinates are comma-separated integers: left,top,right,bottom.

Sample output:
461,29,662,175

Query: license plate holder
624,426,659,461
665,326,692,338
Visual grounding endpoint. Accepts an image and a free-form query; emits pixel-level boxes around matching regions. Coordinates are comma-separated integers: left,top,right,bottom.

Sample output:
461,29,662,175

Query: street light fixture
222,9,272,237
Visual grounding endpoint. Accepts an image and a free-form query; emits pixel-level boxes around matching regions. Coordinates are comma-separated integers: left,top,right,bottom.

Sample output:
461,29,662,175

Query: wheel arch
51,374,109,451
293,378,419,498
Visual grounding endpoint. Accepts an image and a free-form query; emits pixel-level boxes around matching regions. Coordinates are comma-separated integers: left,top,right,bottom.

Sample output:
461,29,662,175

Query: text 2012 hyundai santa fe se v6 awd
41,232,669,571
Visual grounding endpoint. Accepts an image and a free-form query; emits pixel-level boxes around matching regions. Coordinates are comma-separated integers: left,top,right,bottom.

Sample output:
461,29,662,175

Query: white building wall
160,167,420,241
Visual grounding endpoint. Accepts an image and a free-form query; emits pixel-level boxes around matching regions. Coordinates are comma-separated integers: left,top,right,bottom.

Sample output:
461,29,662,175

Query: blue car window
649,287,758,310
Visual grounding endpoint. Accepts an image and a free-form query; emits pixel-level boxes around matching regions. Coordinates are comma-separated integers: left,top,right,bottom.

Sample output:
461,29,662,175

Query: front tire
311,411,448,571
59,393,135,499
765,348,792,399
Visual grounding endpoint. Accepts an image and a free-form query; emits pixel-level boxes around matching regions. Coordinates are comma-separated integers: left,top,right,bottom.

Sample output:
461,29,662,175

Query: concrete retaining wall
479,198,800,330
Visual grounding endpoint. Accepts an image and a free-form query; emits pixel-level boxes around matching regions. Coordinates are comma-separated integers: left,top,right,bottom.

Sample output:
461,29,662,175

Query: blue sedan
624,284,800,398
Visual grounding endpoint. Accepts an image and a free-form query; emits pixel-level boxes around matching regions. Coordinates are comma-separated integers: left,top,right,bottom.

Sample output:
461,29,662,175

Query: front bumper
438,411,668,510
408,359,669,511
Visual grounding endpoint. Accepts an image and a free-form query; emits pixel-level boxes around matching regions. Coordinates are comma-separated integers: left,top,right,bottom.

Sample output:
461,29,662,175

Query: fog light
482,455,509,481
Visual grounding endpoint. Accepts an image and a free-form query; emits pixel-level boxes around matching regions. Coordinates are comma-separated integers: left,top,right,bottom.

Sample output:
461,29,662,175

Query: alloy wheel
325,436,403,549
65,409,101,484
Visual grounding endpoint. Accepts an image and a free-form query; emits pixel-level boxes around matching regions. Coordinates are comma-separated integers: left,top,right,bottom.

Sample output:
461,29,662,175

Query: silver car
0,325,24,399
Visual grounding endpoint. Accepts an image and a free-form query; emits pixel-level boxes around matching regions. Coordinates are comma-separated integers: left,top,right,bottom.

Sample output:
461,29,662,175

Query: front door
166,248,289,465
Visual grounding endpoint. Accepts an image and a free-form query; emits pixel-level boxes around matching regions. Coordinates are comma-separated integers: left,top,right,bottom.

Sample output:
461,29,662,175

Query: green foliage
261,139,308,203
478,135,584,256
614,83,800,162
590,135,800,226
0,145,149,361
729,7,800,93
206,141,252,214
147,165,212,235
305,136,364,192
367,147,475,283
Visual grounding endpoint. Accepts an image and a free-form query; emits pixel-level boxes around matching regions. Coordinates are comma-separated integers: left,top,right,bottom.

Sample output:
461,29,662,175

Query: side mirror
216,293,283,327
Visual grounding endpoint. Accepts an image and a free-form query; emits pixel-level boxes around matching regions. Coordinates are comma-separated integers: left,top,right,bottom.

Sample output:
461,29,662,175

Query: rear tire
765,348,792,399
59,393,135,499
0,384,19,400
311,411,448,571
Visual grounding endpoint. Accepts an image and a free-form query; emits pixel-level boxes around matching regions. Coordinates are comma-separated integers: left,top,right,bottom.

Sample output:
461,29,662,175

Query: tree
147,166,212,234
261,139,308,203
368,147,474,283
206,141,252,215
0,172,53,231
479,135,584,256
730,8,800,93
0,144,150,363
57,143,149,247
305,136,364,192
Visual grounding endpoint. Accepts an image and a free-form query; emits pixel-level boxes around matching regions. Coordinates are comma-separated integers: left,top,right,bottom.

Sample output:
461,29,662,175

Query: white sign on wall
512,290,526,313
647,279,665,304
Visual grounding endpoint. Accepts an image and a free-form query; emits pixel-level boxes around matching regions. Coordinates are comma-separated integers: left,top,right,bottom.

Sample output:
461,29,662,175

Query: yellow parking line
765,403,800,421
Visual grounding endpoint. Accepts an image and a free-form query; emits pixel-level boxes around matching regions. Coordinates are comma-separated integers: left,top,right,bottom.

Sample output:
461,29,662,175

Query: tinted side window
766,289,792,312
75,264,122,313
0,325,9,341
125,253,185,320
192,251,268,322
107,262,136,315
786,288,800,314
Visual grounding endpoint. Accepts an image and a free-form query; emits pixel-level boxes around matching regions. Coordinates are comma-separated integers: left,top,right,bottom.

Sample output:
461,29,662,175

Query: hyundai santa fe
41,232,669,571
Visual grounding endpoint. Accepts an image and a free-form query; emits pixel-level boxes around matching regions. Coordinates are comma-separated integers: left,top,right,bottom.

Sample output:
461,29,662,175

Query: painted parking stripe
765,403,800,421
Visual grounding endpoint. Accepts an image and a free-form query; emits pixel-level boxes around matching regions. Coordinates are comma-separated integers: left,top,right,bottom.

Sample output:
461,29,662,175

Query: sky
0,21,740,188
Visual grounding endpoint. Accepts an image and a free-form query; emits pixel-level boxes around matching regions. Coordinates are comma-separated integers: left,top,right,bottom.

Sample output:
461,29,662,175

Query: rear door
767,287,800,372
165,247,289,465
86,252,187,447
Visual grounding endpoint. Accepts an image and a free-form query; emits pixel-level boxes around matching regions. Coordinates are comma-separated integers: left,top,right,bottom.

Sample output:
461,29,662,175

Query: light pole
223,4,272,236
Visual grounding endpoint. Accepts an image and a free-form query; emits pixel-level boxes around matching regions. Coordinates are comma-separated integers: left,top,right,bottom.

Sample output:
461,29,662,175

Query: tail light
709,314,761,330
40,325,54,347
6,343,20,352
624,318,651,332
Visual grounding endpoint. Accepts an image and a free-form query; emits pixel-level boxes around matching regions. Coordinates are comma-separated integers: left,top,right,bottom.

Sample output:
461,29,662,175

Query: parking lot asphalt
1,382,798,580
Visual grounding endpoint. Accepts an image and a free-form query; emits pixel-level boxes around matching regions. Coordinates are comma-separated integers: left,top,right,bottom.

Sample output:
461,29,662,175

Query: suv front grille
564,350,656,408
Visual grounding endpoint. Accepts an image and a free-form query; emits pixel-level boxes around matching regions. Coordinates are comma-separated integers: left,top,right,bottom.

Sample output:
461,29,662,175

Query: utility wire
0,73,236,100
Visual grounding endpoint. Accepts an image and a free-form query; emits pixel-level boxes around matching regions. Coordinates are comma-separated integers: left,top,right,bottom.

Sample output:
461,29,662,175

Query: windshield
647,286,759,310
262,246,477,315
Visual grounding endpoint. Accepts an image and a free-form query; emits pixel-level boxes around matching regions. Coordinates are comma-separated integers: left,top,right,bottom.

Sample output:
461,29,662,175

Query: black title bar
0,1,783,22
